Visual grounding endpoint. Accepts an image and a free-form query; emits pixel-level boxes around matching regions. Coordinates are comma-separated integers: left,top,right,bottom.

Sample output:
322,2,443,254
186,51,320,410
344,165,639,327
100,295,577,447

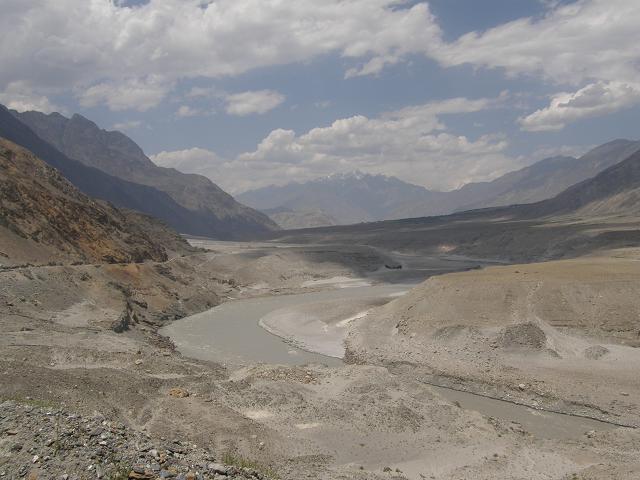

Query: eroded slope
0,138,175,265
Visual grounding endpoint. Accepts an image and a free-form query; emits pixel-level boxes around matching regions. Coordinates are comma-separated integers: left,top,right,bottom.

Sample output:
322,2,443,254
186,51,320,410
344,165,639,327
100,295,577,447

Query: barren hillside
0,138,189,265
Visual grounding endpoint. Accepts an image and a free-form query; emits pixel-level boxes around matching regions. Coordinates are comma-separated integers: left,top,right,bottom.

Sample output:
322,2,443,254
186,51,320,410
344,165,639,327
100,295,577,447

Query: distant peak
324,170,381,181
39,111,68,120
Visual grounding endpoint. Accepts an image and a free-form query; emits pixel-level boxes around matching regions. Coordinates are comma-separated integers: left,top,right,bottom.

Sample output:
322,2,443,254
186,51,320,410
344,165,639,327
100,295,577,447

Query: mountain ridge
520,148,640,218
240,139,640,228
11,108,278,238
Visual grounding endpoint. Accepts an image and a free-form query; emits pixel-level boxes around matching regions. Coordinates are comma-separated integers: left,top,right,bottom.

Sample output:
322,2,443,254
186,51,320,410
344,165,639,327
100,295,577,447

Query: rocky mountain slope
9,108,278,238
240,140,640,227
449,139,640,213
521,148,640,218
0,137,191,265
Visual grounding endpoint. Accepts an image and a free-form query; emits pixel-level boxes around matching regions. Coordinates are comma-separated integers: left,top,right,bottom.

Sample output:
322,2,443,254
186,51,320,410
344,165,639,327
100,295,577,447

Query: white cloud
77,76,171,111
433,0,640,130
178,89,284,117
176,105,212,117
519,81,640,131
185,87,220,99
112,120,142,131
0,0,442,110
0,81,61,114
151,97,515,193
3,0,638,133
149,147,222,172
538,0,562,8
177,88,284,118
151,147,227,176
224,90,285,116
438,0,640,86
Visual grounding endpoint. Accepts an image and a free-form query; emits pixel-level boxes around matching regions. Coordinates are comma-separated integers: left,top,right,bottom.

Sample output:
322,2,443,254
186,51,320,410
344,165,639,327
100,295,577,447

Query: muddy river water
160,283,410,367
162,281,616,440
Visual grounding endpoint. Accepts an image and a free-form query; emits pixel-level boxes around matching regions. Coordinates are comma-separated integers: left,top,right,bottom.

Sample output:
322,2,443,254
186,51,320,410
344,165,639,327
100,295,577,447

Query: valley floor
1,235,640,479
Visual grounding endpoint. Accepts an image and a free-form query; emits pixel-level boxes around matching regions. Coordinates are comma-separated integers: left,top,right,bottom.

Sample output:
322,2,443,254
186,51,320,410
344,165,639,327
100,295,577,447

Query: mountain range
266,143,640,266
3,102,638,249
239,139,640,228
1,106,277,239
1,104,638,279
450,139,640,213
238,171,443,226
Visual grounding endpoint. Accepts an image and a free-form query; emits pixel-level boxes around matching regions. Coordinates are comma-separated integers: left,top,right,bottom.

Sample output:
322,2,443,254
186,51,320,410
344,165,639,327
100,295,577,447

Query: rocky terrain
346,249,640,427
2,220,640,480
0,240,417,479
0,400,270,480
3,237,640,479
2,125,640,478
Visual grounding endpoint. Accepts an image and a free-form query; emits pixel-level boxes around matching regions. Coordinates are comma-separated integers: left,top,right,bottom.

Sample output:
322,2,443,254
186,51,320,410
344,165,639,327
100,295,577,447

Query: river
161,279,618,440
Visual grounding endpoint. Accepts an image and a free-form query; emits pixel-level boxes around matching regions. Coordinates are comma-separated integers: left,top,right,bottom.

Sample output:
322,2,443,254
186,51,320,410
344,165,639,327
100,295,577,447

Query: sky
1,0,639,193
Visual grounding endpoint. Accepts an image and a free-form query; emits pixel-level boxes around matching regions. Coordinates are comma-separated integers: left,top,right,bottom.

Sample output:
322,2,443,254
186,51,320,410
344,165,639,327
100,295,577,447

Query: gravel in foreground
0,400,271,480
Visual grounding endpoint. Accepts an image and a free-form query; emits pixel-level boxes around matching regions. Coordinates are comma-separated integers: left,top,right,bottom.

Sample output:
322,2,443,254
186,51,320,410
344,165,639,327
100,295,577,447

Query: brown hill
0,137,189,266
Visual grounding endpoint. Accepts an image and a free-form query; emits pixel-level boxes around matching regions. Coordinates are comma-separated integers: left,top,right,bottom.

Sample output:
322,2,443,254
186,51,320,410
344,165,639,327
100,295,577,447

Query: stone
208,463,232,475
129,473,154,480
168,388,190,398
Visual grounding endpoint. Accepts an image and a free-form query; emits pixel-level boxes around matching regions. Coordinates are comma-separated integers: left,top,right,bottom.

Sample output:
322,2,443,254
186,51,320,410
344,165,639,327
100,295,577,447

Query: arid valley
3,195,640,478
2,1,640,479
